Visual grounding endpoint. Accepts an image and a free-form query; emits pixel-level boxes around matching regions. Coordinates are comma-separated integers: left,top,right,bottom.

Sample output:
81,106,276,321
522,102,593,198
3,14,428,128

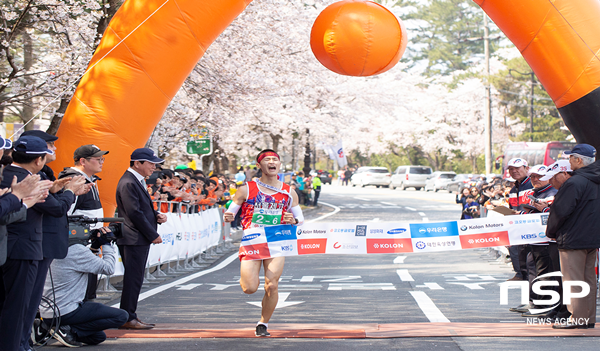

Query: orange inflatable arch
53,0,600,216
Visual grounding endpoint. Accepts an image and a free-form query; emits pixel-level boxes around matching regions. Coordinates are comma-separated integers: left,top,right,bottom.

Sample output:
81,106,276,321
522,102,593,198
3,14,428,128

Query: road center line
418,212,426,216
354,196,371,201
409,291,450,323
396,269,415,281
404,206,417,211
393,256,407,264
381,201,396,206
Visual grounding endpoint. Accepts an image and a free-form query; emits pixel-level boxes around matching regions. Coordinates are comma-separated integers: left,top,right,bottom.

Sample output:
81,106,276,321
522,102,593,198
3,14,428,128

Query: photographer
59,144,110,301
38,231,128,346
462,195,480,219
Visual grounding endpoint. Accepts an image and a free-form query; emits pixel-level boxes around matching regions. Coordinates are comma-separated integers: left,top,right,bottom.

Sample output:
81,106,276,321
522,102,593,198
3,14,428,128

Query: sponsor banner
366,238,413,253
239,243,271,261
459,231,510,249
298,238,328,255
409,221,459,238
411,237,461,252
238,213,549,260
268,240,298,257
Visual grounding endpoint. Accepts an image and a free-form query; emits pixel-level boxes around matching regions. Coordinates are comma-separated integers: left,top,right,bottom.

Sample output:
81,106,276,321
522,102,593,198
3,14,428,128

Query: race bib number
252,208,282,225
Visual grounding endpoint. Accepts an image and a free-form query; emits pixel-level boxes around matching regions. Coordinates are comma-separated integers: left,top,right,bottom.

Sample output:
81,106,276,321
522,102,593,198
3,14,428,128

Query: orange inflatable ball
310,0,407,76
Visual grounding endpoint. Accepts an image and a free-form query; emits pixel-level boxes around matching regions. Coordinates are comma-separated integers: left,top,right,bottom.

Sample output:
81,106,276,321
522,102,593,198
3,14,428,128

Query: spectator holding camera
38,232,128,347
59,144,110,302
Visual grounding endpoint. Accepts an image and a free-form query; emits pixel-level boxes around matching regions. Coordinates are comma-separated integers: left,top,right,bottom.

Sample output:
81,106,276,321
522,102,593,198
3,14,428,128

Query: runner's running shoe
255,324,270,337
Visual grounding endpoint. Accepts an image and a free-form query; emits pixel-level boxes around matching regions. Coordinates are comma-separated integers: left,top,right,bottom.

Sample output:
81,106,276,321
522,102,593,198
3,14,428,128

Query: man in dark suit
18,130,90,350
116,148,167,330
0,136,54,351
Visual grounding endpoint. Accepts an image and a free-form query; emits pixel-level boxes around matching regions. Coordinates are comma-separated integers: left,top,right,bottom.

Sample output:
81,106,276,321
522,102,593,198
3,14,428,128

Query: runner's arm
223,185,247,222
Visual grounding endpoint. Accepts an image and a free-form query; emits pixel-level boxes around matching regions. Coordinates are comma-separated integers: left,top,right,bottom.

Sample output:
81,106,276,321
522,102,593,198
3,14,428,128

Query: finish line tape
239,213,549,260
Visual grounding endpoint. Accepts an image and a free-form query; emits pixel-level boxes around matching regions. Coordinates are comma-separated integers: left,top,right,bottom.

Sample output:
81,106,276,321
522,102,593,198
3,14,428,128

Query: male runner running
223,149,303,337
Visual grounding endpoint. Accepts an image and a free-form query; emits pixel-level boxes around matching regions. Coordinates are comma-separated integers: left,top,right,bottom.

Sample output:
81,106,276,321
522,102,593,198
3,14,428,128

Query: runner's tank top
241,181,291,230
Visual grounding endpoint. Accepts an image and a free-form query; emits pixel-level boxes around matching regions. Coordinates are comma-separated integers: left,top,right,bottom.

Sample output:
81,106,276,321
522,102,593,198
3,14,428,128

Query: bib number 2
252,213,280,225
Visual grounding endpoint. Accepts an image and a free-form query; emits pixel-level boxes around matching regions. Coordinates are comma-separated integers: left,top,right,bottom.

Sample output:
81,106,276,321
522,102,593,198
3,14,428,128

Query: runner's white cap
529,164,548,176
507,158,528,168
540,160,572,181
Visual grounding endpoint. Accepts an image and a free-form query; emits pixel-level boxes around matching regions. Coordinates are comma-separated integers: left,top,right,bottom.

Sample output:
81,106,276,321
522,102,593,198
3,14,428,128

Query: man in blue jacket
116,148,167,329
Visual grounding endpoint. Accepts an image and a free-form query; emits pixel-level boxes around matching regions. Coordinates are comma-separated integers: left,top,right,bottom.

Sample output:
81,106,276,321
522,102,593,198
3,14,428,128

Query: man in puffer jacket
546,144,600,329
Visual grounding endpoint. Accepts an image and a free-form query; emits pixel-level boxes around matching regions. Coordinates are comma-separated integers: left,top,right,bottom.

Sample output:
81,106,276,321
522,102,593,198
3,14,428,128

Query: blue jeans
45,301,128,345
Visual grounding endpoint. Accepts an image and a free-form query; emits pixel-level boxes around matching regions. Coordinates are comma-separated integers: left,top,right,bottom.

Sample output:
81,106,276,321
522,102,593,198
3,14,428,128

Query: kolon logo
500,272,591,314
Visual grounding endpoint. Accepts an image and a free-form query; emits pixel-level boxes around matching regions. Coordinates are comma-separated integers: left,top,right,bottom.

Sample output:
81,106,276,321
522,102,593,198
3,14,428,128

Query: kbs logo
460,231,509,249
298,238,327,255
280,244,293,252
367,238,413,253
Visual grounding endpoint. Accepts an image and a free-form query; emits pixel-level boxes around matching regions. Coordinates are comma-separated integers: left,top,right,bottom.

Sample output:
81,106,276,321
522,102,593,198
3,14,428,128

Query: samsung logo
242,234,260,241
387,228,407,235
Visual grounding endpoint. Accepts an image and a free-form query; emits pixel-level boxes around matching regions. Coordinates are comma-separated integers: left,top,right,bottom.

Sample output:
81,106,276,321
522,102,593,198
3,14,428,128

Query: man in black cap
58,144,110,302
0,136,55,351
116,148,167,329
18,131,89,349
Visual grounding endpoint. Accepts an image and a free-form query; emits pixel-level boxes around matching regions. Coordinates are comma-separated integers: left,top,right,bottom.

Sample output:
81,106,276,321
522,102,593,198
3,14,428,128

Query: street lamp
508,69,536,142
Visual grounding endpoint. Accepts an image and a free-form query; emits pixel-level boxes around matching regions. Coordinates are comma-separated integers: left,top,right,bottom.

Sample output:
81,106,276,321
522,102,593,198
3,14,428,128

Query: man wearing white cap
545,145,600,329
506,158,533,283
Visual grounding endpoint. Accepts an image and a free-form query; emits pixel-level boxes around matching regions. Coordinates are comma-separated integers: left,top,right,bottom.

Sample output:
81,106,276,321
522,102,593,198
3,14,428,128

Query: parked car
424,171,456,192
350,167,391,187
389,165,433,191
310,170,333,184
446,174,476,193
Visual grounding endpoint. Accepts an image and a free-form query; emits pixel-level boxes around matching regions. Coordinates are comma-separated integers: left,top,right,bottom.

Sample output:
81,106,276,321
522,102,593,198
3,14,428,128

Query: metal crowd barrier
95,201,240,297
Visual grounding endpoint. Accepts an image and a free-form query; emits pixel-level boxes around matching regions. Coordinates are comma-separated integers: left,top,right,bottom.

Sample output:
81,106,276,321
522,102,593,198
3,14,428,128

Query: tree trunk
46,98,70,135
22,31,34,131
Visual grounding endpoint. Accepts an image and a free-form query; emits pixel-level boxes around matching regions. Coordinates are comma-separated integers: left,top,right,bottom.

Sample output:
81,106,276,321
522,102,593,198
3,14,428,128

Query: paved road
43,184,600,350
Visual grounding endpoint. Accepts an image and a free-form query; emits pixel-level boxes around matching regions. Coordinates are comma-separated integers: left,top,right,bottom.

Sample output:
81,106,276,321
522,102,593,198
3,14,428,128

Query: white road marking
416,282,444,290
111,253,239,308
175,284,202,291
328,283,396,291
410,291,450,323
247,292,304,309
418,212,426,216
299,275,362,283
354,196,371,201
448,282,494,290
404,207,417,211
207,283,239,291
393,256,407,264
396,269,415,282
372,218,380,222
422,217,429,222
381,201,397,206
306,201,340,223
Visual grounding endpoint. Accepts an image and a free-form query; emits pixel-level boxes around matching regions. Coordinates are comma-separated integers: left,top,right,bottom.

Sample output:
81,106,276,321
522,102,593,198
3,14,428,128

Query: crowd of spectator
455,176,516,219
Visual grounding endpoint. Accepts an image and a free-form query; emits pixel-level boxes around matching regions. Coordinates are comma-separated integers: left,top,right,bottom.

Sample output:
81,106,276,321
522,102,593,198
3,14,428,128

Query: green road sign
187,139,211,154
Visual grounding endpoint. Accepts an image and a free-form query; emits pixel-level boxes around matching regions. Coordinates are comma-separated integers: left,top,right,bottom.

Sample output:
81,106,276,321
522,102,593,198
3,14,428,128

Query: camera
527,195,540,203
68,215,124,245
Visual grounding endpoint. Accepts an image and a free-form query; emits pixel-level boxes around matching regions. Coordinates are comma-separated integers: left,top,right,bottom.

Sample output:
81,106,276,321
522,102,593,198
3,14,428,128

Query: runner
223,149,303,337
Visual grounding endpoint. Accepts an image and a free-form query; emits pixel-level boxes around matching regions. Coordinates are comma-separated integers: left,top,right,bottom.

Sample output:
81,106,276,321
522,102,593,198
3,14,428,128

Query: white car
350,167,391,188
390,165,433,191
424,171,456,192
